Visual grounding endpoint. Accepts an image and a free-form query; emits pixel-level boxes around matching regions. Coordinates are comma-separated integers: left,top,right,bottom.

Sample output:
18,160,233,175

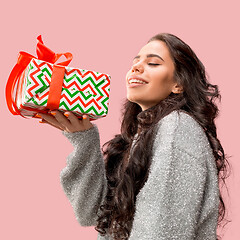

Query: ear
171,83,183,94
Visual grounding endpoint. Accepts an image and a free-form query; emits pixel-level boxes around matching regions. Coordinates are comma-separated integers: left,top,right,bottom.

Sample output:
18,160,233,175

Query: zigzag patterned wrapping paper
16,58,111,119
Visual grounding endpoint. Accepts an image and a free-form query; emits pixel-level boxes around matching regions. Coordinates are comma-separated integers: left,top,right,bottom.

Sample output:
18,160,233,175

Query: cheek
150,71,173,93
151,69,169,83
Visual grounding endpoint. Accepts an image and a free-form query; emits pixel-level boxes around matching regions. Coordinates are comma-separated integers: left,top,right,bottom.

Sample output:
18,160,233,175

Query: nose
131,61,144,73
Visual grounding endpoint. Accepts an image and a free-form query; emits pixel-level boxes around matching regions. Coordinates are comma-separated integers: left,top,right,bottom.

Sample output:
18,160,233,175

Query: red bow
5,35,73,118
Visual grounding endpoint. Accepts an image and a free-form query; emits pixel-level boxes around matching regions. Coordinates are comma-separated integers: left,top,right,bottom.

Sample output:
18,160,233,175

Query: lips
128,76,148,84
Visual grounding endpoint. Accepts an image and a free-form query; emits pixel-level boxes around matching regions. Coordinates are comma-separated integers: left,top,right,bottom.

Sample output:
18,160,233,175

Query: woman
37,33,230,240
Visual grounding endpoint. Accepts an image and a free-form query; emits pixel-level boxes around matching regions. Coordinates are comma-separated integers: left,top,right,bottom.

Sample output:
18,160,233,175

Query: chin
126,96,137,104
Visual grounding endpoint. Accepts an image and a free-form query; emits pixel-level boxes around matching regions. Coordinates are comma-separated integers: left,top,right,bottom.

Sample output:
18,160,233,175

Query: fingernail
35,113,42,118
64,112,69,117
39,120,45,123
50,112,56,116
83,115,87,119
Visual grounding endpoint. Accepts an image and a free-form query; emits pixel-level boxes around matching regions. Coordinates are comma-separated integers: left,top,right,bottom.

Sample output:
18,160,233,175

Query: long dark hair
94,33,232,240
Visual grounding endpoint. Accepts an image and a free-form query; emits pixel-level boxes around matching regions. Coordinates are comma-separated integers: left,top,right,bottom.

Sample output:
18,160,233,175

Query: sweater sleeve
59,123,108,227
128,144,207,240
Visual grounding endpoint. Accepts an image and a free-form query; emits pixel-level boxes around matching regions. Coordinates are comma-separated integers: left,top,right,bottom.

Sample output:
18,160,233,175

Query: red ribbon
5,35,73,118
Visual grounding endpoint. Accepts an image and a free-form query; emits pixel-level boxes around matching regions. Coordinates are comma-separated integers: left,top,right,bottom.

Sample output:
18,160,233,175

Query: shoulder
154,110,211,157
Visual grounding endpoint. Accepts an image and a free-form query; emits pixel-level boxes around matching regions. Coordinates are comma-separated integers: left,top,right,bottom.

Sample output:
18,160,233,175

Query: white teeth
129,79,147,84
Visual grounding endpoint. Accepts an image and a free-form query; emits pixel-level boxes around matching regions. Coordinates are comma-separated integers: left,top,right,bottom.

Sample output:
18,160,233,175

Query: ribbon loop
36,35,56,63
54,52,73,66
36,35,73,65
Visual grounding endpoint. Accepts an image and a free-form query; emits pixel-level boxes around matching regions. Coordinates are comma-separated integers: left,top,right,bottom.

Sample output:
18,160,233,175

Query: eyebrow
133,53,165,62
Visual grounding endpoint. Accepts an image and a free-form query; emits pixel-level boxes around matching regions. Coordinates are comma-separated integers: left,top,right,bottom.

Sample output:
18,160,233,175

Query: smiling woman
126,40,183,111
58,32,231,240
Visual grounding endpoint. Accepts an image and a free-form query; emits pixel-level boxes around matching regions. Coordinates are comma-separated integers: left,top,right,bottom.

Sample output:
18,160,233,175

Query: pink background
1,0,239,239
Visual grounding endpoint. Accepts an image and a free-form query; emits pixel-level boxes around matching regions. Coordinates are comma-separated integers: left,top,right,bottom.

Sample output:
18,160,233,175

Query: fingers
64,111,81,127
37,110,94,133
49,110,72,131
39,118,64,131
36,111,68,131
36,112,66,130
63,111,94,132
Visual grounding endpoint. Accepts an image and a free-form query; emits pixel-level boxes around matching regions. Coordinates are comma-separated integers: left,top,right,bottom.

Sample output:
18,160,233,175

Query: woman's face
126,40,182,111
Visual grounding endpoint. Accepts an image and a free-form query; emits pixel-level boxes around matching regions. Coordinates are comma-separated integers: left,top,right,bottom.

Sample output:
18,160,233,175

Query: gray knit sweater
60,110,219,240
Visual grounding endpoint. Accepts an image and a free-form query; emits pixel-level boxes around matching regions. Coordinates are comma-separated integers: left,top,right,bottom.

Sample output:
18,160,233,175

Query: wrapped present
5,35,111,121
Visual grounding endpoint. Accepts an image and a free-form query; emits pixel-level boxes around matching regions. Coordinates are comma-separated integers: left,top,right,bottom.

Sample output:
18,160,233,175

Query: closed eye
148,63,160,66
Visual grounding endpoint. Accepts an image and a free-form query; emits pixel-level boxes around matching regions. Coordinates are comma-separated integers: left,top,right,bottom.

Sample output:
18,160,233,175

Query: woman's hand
36,110,94,133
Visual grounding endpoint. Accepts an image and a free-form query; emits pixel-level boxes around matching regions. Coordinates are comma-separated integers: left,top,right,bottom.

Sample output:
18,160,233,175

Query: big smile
128,79,148,87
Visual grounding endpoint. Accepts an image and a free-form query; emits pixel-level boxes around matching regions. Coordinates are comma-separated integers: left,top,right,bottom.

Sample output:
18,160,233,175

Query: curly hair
94,33,232,240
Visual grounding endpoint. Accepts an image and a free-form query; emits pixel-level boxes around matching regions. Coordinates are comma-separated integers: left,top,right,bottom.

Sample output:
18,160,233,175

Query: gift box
5,35,111,121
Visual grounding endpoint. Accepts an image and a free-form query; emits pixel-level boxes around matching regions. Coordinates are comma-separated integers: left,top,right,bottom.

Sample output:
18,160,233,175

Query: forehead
137,40,172,61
